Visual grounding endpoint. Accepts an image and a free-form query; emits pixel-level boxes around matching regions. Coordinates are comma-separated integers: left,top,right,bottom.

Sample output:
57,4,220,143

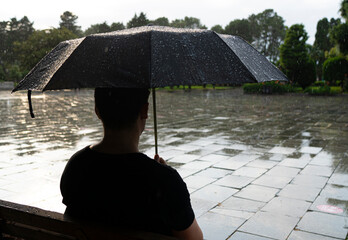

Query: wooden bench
0,200,177,240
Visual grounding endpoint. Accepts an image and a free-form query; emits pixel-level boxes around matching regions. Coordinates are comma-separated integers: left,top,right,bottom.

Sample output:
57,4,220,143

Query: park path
0,89,347,239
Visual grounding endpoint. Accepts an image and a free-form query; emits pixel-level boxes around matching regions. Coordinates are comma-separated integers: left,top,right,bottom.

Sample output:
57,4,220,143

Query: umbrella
12,26,288,154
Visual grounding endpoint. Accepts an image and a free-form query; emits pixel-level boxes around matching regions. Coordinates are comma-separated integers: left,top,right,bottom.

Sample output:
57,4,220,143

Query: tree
248,9,286,63
151,17,170,26
280,24,316,88
211,25,224,34
312,18,336,80
127,12,149,28
84,22,111,35
170,17,207,29
331,23,348,55
0,16,34,81
224,19,253,42
340,0,348,21
84,22,125,35
59,11,82,36
110,22,125,31
14,28,77,74
323,56,348,84
314,18,332,51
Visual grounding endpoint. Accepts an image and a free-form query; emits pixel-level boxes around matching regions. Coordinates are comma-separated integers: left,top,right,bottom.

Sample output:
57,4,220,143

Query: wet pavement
1,88,348,239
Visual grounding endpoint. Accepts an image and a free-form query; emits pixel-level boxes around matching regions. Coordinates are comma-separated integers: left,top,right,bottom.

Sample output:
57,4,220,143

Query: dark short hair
94,88,150,130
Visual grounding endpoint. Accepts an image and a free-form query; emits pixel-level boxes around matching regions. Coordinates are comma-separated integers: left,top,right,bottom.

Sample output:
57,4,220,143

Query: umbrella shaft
152,88,158,155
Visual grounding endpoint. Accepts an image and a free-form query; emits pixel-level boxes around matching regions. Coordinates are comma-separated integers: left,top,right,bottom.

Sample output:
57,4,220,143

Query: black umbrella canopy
12,26,287,92
12,26,288,155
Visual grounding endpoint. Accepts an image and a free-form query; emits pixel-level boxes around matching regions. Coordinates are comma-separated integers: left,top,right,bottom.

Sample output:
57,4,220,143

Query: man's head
94,88,150,130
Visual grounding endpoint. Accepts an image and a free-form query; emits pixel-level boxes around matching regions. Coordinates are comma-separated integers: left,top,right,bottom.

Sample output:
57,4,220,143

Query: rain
1,2,348,239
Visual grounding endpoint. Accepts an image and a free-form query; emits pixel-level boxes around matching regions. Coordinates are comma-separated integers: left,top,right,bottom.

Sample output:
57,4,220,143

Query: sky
2,0,343,44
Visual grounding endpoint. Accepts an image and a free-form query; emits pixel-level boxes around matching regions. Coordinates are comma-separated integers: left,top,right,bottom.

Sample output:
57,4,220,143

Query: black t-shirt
60,146,195,235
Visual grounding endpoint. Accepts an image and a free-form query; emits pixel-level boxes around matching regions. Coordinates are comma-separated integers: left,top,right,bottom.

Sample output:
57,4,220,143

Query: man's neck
91,127,140,154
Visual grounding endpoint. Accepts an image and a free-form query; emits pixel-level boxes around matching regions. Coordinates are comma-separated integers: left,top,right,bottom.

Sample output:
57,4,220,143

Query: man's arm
172,219,203,240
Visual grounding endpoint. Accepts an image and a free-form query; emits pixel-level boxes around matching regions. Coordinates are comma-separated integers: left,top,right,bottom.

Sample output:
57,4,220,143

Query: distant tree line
0,2,347,89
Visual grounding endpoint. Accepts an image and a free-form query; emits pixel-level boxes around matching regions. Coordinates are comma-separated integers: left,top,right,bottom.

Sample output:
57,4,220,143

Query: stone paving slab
197,212,246,240
329,172,348,187
261,196,311,218
239,211,299,239
217,196,266,213
269,147,296,155
1,90,348,239
183,175,216,190
194,167,231,179
234,185,279,202
191,197,218,218
300,164,334,177
291,174,328,188
310,195,348,217
214,158,250,170
278,184,321,202
246,160,278,169
190,184,238,203
266,166,300,178
320,184,348,201
296,211,348,239
210,208,255,220
278,157,311,169
214,175,254,189
253,174,292,189
288,230,344,240
232,166,267,178
228,231,273,240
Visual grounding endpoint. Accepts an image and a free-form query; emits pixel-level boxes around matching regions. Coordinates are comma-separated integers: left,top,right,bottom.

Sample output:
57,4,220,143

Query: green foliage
222,9,287,62
312,18,339,80
243,83,261,93
224,19,253,42
344,79,348,91
340,0,348,21
323,56,348,84
127,12,149,28
151,17,170,26
110,22,125,31
170,17,207,29
243,81,294,94
84,22,111,35
0,16,34,81
84,21,125,35
14,28,77,73
0,65,5,81
280,24,315,88
59,11,82,36
312,81,326,86
211,25,224,34
248,9,286,63
7,64,23,81
304,85,342,95
296,58,317,88
314,18,333,51
330,23,348,55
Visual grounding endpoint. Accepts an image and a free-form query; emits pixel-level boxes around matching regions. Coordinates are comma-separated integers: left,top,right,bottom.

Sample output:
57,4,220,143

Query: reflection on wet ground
1,89,348,239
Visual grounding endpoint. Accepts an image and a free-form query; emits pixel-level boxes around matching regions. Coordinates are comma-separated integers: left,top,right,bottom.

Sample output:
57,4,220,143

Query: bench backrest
0,200,177,240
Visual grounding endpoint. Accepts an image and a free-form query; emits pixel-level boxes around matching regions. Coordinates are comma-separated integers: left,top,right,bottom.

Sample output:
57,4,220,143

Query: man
60,88,203,239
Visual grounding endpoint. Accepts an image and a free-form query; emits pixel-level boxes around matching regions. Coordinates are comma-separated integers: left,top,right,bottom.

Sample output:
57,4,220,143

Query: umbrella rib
213,32,257,82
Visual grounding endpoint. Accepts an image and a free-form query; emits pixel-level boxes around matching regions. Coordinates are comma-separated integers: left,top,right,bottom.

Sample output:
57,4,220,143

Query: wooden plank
0,200,178,240
0,222,76,240
0,200,79,235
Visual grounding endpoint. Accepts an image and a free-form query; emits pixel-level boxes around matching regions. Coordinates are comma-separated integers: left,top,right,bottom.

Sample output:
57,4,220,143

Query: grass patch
304,86,342,95
243,81,295,94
